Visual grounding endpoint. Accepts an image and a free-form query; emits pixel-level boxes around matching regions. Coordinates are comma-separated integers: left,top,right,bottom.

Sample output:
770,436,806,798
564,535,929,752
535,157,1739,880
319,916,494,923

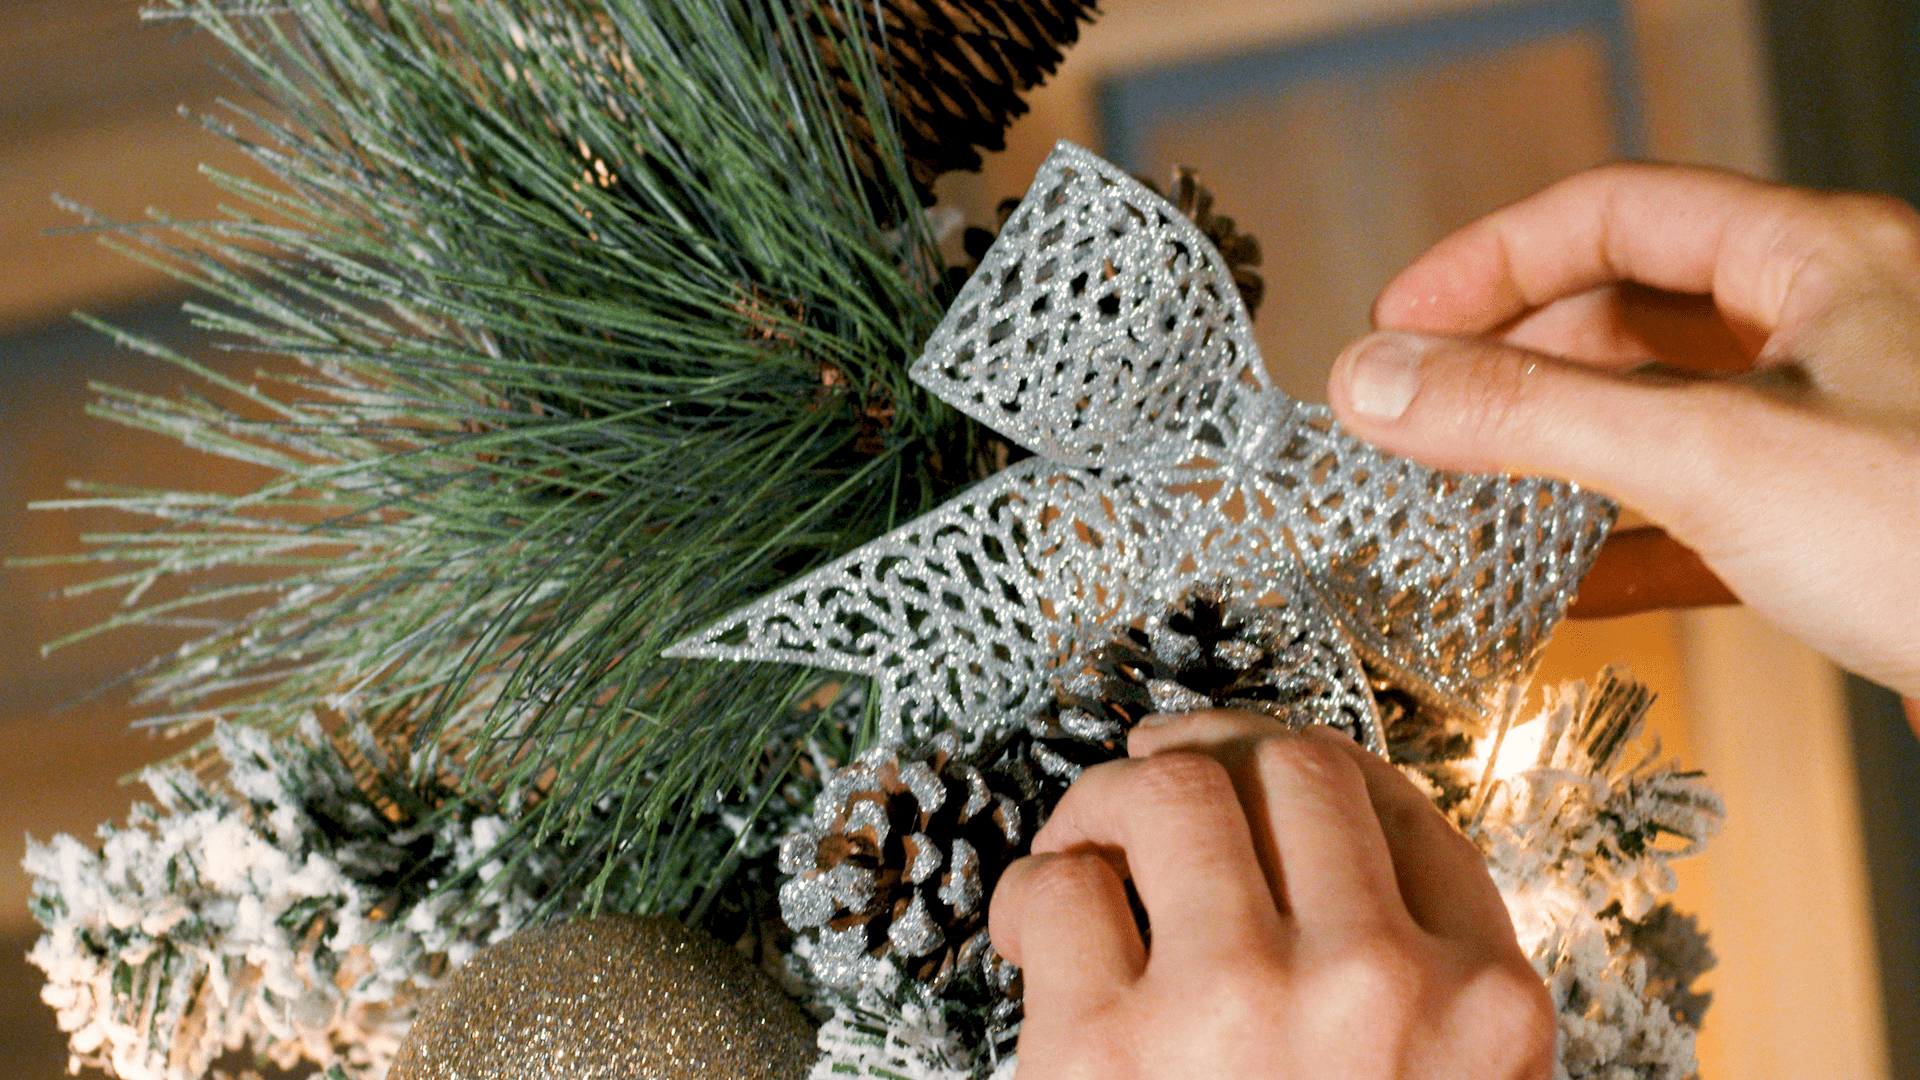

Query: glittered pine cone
778,732,1028,991
811,0,1099,220
1028,586,1349,787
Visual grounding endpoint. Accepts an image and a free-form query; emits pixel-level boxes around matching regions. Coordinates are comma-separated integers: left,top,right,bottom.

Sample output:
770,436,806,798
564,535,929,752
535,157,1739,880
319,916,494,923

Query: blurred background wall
1758,0,1920,1068
1,1,1914,1077
2,2,263,1075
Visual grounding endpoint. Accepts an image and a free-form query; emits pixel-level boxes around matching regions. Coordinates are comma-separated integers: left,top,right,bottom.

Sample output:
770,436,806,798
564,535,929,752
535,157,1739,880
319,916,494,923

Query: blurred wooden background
1,2,265,1075
0,0,252,328
0,1,1907,1078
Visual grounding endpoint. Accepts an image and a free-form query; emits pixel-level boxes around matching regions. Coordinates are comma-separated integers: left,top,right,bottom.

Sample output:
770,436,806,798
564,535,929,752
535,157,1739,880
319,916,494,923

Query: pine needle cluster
38,0,984,917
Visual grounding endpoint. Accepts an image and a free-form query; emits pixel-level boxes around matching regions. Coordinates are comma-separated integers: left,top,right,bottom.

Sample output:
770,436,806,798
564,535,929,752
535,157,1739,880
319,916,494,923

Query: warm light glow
1500,881,1586,954
1480,715,1548,786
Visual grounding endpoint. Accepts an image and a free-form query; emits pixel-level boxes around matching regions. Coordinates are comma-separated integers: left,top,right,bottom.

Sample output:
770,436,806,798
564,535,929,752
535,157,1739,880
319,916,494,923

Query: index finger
1373,162,1807,338
1031,753,1284,961
1134,713,1521,952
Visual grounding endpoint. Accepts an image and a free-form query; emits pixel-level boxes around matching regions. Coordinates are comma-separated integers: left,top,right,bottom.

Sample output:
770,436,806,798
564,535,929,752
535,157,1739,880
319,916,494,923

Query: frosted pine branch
24,720,542,1080
1476,669,1723,1080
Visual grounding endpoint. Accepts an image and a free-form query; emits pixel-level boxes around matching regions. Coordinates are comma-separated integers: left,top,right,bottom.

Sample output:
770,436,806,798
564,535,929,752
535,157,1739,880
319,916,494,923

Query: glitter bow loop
913,148,1277,472
666,142,1615,747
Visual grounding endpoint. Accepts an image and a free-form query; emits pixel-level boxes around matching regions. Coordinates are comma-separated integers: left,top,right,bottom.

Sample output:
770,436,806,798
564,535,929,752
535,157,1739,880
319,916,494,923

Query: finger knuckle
1829,192,1920,261
1179,707,1262,724
1321,929,1426,1014
1128,750,1236,808
1370,788,1434,845
1020,852,1113,909
1188,962,1289,1036
1253,732,1364,792
1469,956,1558,1074
1552,160,1656,204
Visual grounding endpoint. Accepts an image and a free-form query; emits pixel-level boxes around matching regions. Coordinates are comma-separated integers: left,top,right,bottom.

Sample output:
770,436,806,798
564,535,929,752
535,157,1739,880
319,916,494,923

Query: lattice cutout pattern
667,143,1614,746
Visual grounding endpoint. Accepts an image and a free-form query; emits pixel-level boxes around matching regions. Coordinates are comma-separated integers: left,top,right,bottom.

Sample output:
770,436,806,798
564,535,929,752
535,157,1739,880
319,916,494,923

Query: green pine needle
37,0,987,916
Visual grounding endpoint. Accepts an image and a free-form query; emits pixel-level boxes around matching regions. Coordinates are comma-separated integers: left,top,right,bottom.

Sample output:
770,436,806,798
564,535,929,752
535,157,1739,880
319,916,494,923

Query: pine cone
780,588,1386,999
811,0,1099,220
952,172,1266,319
1138,168,1266,317
778,732,1029,990
1028,586,1372,786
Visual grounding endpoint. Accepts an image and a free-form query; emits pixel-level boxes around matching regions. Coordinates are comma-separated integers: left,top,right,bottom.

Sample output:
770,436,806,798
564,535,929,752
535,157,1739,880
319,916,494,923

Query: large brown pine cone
778,732,1029,990
811,0,1099,219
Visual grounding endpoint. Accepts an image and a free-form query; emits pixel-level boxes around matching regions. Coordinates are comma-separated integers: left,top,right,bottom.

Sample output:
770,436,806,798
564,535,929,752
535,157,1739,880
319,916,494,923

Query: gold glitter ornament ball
389,915,816,1080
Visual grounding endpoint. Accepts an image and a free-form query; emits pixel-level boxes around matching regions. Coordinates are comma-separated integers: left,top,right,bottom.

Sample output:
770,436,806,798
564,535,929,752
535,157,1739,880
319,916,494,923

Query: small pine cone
811,0,1099,221
1029,587,1370,787
1138,168,1265,317
778,732,1027,990
1375,674,1473,768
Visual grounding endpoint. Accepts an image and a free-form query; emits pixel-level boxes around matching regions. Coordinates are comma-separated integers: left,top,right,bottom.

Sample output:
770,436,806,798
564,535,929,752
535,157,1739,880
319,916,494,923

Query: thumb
1324,330,1799,559
1324,335,1920,700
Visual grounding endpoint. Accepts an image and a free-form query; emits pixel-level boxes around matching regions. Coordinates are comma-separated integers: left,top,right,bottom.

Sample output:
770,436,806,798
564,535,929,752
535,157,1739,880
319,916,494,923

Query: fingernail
1137,712,1179,728
1342,332,1427,420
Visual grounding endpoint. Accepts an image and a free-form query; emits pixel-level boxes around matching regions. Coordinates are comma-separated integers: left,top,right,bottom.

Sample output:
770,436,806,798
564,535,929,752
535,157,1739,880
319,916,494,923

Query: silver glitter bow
666,142,1614,750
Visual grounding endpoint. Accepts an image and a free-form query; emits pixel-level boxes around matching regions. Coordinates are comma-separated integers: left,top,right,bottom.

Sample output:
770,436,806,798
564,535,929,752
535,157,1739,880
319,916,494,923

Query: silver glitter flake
902,833,942,883
940,838,984,917
813,925,874,989
776,867,834,928
1147,680,1213,715
888,893,945,957
667,143,1613,743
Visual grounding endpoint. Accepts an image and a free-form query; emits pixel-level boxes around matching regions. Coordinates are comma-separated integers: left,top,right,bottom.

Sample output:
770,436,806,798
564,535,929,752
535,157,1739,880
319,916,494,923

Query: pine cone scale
778,732,1028,990
810,0,1099,218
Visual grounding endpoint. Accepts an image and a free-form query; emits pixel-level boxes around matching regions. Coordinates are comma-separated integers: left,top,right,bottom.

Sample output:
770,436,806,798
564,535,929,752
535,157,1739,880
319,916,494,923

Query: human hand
987,711,1553,1080
1326,164,1920,698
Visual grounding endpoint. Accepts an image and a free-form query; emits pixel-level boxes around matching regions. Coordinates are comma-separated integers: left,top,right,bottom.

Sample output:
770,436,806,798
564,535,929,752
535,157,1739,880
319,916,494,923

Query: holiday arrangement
22,3,1721,1079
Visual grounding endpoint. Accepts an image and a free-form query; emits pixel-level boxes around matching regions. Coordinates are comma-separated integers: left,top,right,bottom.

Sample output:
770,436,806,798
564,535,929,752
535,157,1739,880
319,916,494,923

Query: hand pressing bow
989,710,1553,1080
1330,162,1920,705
